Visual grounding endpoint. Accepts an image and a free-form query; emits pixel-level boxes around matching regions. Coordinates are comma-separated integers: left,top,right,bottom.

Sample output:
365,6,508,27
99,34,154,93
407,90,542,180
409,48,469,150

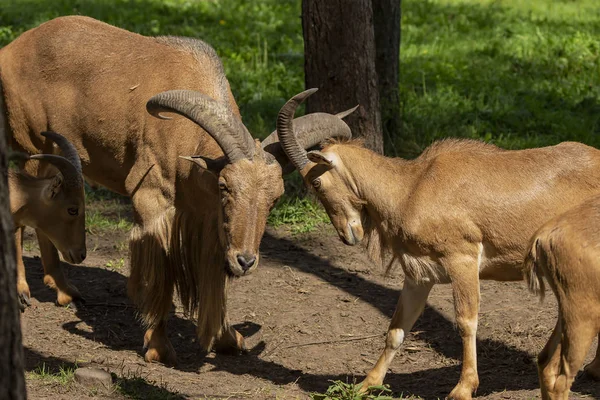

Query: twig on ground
267,333,383,357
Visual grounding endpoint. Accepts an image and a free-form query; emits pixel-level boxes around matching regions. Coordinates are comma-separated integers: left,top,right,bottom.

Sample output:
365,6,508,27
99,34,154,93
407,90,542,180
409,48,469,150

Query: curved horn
41,131,82,174
264,89,353,172
147,90,254,162
29,154,82,188
335,104,359,120
275,88,318,170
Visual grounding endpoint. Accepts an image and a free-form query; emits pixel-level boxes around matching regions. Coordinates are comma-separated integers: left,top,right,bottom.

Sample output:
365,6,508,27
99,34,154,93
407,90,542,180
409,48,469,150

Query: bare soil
20,224,599,400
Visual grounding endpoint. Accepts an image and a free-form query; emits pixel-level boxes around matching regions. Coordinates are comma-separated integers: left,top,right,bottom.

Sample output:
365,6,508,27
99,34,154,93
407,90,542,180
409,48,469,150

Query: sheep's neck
336,144,422,234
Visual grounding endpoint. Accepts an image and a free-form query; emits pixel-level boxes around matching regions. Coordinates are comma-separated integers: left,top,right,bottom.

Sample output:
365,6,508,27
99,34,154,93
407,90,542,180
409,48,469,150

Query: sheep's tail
524,238,546,302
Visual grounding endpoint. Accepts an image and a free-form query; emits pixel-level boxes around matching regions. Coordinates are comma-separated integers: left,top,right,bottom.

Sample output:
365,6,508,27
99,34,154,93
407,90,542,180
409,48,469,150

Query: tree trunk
302,0,383,153
0,127,26,399
372,0,407,154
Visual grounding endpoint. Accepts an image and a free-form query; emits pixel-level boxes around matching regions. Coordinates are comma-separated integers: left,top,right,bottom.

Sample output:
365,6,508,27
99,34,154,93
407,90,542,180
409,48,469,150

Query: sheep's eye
68,207,79,216
312,178,322,189
218,180,228,191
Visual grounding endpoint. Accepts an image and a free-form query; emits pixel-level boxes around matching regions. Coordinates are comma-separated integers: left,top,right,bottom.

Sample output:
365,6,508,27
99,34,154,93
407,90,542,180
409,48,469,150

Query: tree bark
0,126,26,399
372,0,407,154
302,0,383,153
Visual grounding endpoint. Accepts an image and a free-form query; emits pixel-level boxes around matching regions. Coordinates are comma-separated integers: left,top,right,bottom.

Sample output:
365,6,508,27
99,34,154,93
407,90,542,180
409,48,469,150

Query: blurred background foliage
2,0,599,152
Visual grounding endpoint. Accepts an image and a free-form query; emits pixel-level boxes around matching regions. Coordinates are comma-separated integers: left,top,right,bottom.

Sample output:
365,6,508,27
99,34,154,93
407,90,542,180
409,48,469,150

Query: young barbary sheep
9,131,85,307
525,195,600,400
275,88,600,399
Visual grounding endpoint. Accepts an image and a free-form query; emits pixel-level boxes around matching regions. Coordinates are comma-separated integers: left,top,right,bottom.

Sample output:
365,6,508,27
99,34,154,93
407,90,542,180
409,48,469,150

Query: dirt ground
19,222,599,400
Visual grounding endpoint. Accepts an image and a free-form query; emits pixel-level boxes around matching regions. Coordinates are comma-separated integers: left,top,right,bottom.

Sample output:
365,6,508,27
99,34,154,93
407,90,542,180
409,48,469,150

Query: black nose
236,253,256,272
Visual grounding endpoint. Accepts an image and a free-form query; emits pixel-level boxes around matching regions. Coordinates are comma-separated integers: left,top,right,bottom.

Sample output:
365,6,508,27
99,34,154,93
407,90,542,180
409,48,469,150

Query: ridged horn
266,88,354,172
29,154,82,188
147,90,254,163
40,131,82,174
274,88,318,170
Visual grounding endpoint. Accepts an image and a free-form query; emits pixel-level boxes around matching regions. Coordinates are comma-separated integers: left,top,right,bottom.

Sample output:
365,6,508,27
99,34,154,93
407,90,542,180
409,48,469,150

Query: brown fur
300,138,600,399
0,16,285,363
524,196,600,399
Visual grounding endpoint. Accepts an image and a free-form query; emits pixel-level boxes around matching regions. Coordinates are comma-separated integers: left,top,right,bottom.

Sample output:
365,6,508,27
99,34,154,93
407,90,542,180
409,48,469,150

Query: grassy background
2,0,600,229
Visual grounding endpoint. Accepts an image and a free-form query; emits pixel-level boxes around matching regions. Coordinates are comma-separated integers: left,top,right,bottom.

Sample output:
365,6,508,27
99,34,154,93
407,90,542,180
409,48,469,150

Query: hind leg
583,333,600,380
538,319,563,400
15,227,31,307
37,229,82,306
544,316,596,400
447,261,481,400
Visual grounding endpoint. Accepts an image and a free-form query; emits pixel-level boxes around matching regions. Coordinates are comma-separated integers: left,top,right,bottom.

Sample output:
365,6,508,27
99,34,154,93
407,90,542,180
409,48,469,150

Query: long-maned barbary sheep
276,89,600,399
525,195,600,400
9,131,85,308
0,16,351,364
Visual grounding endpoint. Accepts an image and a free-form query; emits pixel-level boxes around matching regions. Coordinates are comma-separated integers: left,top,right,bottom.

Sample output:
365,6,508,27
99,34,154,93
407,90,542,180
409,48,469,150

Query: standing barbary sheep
0,16,352,364
9,131,85,308
276,89,600,399
525,195,600,400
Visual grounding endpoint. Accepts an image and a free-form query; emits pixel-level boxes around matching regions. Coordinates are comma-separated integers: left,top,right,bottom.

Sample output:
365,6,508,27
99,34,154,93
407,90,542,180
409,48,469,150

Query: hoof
144,346,176,366
19,292,31,308
55,286,83,307
213,328,248,355
447,385,475,400
58,297,85,312
358,376,383,394
142,328,177,366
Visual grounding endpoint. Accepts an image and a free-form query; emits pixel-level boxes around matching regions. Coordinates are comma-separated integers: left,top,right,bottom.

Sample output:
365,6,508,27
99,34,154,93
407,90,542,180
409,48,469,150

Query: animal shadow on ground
22,255,200,364
22,237,600,400
260,232,600,399
21,254,317,389
23,347,185,399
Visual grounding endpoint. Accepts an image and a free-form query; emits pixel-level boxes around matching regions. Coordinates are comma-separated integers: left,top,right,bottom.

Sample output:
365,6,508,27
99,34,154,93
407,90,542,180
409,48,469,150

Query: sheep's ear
179,155,227,174
43,175,63,201
307,151,334,167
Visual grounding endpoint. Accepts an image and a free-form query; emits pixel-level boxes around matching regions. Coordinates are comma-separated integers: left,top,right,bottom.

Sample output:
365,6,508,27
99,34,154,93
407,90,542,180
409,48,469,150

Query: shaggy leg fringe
128,208,229,352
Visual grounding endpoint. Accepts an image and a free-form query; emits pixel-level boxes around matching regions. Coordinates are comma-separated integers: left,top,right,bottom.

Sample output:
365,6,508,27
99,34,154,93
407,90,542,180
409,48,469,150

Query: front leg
213,324,248,354
15,227,31,307
361,279,433,390
143,321,177,366
36,229,82,306
447,256,481,400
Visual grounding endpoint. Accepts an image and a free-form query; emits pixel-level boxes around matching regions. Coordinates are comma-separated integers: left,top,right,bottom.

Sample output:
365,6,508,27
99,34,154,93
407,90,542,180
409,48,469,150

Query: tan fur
300,138,600,399
0,16,285,363
9,164,86,306
524,196,600,399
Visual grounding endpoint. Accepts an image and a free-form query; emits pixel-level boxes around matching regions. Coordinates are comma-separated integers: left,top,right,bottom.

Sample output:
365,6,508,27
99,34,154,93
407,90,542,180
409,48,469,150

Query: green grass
0,0,304,138
398,0,600,155
1,0,598,148
310,380,412,400
105,257,125,270
85,209,133,234
28,363,76,386
268,195,330,233
84,185,134,234
2,0,600,229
